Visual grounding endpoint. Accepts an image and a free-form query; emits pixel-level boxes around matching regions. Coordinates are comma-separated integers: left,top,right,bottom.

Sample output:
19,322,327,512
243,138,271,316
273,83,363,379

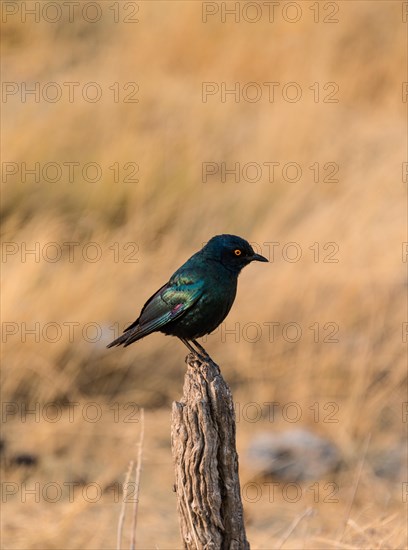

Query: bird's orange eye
234,249,242,256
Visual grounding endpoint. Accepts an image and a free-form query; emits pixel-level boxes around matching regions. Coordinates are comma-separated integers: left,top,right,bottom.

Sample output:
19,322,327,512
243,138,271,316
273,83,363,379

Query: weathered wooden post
171,353,250,549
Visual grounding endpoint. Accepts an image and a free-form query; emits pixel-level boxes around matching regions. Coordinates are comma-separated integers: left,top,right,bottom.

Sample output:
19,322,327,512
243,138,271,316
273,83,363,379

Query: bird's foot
191,339,211,361
179,338,211,363
190,352,207,363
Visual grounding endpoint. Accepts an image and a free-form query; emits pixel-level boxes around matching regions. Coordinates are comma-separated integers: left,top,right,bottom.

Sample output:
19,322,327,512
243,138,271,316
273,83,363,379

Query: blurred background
1,1,406,548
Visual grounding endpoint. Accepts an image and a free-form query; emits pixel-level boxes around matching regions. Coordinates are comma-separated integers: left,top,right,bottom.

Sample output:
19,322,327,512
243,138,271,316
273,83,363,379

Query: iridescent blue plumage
107,234,268,356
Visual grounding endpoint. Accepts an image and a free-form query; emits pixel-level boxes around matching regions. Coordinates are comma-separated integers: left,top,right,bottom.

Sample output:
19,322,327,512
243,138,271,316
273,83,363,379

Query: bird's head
202,234,268,274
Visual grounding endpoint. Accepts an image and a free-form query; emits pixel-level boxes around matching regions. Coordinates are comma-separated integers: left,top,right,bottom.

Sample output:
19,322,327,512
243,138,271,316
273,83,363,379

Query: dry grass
1,1,407,548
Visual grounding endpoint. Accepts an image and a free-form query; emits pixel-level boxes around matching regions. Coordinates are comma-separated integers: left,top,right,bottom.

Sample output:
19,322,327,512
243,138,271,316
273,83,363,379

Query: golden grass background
1,1,407,548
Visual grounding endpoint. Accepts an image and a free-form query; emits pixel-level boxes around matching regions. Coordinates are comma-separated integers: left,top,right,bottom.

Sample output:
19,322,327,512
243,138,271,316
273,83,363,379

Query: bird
107,234,268,358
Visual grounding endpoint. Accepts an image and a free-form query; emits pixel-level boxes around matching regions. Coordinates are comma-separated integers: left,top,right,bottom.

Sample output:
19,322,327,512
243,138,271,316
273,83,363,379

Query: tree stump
171,353,250,549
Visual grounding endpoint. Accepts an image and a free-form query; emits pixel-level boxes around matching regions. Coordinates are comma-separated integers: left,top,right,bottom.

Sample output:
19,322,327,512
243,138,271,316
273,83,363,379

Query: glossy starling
107,234,268,357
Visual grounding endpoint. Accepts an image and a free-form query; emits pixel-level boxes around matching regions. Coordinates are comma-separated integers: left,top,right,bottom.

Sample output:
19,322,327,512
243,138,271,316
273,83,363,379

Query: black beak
251,253,268,263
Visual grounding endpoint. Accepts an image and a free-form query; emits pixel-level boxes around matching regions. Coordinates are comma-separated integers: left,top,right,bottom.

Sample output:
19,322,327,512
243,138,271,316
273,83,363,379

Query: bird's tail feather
106,332,129,348
107,328,142,348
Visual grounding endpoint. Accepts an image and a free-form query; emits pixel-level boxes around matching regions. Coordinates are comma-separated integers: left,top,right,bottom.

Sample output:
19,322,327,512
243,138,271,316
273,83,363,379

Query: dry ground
1,1,407,548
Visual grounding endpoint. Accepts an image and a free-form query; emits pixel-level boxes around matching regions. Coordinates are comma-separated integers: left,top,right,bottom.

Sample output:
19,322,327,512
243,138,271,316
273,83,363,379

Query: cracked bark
171,353,250,549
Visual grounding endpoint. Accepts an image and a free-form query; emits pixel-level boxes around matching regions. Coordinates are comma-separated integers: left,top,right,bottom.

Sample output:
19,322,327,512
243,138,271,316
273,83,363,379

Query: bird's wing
111,273,204,347
123,281,169,332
